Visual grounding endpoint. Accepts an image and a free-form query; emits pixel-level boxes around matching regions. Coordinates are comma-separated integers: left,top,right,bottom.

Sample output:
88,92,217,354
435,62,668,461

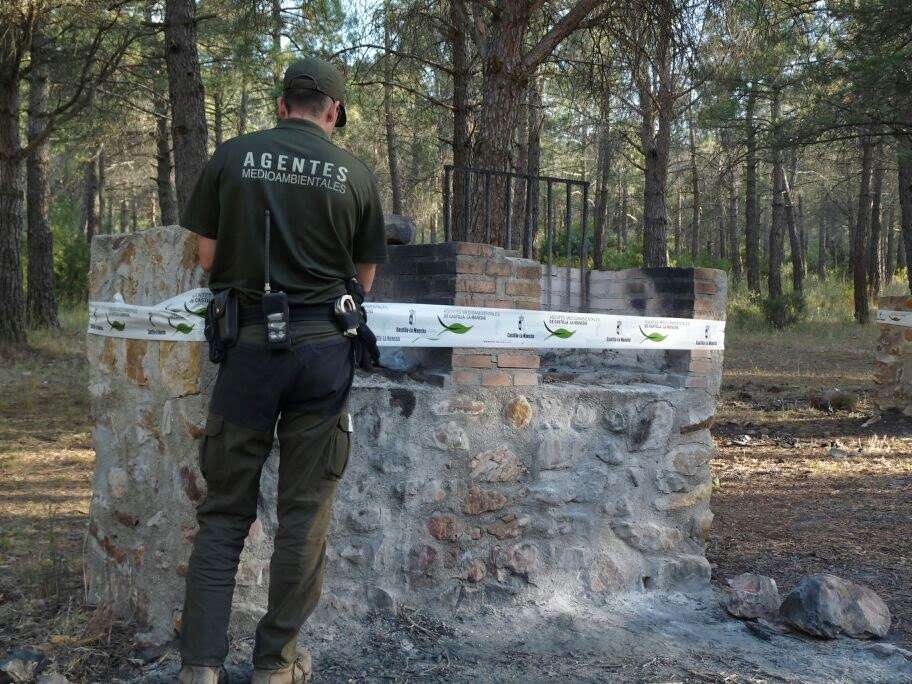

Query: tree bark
768,90,785,303
82,155,98,243
237,85,249,136
727,161,741,283
744,85,760,293
213,90,223,147
688,111,700,259
155,99,178,225
783,150,803,295
854,133,874,322
526,77,543,253
817,201,827,280
98,146,106,234
383,1,403,214
0,45,26,344
165,0,209,214
468,0,600,245
867,138,884,297
592,79,612,270
885,204,895,281
897,131,912,293
449,0,471,238
26,25,58,328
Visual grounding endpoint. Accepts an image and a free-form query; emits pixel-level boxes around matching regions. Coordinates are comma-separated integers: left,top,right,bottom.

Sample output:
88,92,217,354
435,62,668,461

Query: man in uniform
177,57,386,684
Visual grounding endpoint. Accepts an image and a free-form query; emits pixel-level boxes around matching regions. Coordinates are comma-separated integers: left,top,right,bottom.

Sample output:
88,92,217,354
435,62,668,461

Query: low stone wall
875,296,912,416
85,227,722,646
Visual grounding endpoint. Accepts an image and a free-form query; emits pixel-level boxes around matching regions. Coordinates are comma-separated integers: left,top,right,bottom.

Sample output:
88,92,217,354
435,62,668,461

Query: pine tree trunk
165,0,209,214
511,83,529,245
728,169,741,283
744,86,760,293
155,101,178,225
526,77,543,253
0,54,26,344
639,64,672,267
854,133,874,322
26,26,58,328
783,151,803,295
97,147,106,233
592,80,612,270
897,132,912,294
817,204,827,281
82,156,97,242
868,138,884,297
449,0,471,239
213,90,223,147
768,90,785,304
688,114,700,259
383,1,403,215
237,86,248,136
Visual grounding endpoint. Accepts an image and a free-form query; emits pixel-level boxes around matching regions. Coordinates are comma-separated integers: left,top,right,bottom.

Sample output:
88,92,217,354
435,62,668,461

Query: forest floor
1,298,911,682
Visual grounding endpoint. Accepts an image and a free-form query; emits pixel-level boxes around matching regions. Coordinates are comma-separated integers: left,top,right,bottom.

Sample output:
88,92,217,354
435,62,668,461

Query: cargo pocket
325,412,353,480
199,413,224,487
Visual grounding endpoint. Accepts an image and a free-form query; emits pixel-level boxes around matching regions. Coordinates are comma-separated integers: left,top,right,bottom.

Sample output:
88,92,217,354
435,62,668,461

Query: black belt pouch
204,290,239,363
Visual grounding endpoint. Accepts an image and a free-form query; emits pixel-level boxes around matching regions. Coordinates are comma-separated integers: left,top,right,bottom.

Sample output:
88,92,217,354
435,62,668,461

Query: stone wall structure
875,295,912,416
86,226,726,646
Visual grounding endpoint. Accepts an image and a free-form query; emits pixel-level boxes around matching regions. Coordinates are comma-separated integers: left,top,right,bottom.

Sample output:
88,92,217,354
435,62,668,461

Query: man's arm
198,236,217,272
356,263,377,293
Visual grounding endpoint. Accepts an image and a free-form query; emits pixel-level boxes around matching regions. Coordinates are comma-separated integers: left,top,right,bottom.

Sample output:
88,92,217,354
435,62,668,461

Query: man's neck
281,114,332,137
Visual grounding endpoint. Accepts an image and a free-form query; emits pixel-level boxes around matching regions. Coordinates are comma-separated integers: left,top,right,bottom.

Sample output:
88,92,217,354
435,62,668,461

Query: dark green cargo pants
180,323,353,670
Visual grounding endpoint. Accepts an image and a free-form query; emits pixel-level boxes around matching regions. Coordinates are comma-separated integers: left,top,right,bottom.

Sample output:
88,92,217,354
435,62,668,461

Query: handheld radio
261,209,292,349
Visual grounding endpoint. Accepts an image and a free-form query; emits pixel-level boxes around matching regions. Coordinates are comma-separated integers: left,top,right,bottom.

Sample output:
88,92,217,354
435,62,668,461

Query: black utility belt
238,303,337,327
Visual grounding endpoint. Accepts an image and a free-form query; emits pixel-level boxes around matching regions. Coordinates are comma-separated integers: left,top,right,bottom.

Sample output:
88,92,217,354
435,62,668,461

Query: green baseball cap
282,57,347,127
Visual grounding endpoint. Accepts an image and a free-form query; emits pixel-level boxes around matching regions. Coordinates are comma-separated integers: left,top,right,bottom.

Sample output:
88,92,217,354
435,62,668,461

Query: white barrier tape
877,310,912,328
88,289,726,350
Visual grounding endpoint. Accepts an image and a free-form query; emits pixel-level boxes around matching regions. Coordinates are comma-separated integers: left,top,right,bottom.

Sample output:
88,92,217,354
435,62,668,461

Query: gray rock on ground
724,573,781,619
0,648,47,683
384,214,416,245
780,573,891,639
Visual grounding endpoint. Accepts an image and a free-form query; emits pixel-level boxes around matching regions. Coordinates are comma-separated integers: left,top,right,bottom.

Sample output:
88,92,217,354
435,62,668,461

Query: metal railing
442,164,591,310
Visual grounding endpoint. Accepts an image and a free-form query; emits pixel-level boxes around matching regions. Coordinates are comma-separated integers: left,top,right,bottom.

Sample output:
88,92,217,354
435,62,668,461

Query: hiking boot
251,651,312,683
178,665,228,684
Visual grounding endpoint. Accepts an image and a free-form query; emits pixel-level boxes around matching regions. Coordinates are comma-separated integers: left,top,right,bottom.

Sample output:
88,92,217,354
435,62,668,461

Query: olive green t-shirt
181,118,387,305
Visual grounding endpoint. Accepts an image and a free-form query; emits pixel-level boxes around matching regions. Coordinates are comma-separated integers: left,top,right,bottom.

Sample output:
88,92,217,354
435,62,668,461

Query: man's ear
277,96,288,119
327,100,339,127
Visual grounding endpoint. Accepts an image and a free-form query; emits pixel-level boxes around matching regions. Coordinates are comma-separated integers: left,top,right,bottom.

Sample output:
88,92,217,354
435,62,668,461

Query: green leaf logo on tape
544,322,575,339
437,316,472,335
183,302,207,318
106,314,126,331
639,326,668,343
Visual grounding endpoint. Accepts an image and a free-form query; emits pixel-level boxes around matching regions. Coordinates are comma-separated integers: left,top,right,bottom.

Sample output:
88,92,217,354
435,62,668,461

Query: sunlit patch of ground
710,322,912,647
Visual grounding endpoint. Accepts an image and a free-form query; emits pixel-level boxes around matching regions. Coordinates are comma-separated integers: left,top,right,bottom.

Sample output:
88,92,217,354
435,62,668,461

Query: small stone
810,388,858,412
466,559,486,582
464,487,508,515
536,434,577,470
385,213,416,245
780,573,891,639
427,515,460,541
866,643,912,660
113,509,140,528
470,447,527,482
613,521,683,553
506,542,538,577
0,649,47,683
603,409,626,432
347,507,381,533
649,555,712,588
431,398,486,416
654,483,712,511
595,446,624,465
107,466,128,499
506,396,533,429
145,510,165,528
368,587,397,613
408,544,438,576
486,519,522,540
572,403,598,428
628,401,675,451
434,421,470,451
724,573,781,619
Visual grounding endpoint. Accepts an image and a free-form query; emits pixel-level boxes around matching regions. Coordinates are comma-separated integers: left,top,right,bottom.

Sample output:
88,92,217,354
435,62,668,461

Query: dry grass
0,310,138,681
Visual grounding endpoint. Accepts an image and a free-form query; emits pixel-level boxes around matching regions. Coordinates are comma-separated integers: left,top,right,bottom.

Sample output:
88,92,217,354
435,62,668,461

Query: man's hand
356,263,377,293
198,236,216,272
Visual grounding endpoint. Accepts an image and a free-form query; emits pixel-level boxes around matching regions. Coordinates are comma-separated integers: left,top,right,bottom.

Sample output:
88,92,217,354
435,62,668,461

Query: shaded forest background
2,0,911,344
